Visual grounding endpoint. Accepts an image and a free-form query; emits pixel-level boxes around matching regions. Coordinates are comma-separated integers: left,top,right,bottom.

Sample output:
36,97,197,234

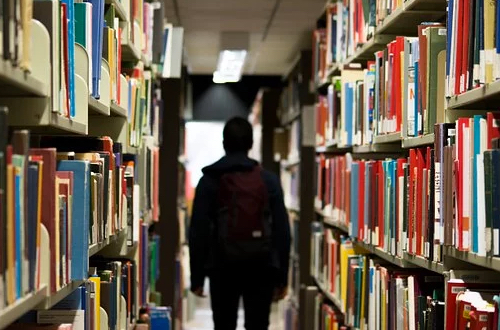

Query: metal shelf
372,132,402,144
122,40,141,62
402,134,435,148
403,252,446,274
375,0,446,36
110,101,128,117
353,143,403,153
443,246,500,272
343,34,396,66
323,217,349,233
354,240,415,268
0,286,48,329
447,80,500,110
0,59,48,97
38,281,85,310
313,277,344,314
88,96,110,116
89,228,127,257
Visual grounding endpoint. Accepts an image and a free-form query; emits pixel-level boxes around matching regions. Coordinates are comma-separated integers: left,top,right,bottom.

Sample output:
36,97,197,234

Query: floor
184,295,285,330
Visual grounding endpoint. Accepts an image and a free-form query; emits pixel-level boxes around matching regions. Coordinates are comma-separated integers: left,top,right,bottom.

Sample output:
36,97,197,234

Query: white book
477,154,487,256
408,276,416,330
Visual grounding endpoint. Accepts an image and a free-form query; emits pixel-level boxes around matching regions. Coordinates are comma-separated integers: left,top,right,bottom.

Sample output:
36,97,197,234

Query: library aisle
184,296,284,330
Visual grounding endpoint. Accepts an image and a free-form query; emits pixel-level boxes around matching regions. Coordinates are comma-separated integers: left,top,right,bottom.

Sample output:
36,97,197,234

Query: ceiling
163,0,327,76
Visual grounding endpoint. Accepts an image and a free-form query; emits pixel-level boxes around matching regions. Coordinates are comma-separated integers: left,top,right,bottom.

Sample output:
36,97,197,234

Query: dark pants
209,263,275,330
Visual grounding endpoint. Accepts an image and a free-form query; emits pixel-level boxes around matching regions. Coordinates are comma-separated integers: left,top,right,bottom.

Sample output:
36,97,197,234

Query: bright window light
212,50,247,84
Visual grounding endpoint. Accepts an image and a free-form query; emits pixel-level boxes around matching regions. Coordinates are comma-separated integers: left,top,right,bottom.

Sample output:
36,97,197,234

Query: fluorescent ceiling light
212,50,247,84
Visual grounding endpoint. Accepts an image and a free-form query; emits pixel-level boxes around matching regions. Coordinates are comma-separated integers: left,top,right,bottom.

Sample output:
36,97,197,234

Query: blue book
14,166,22,298
383,161,390,249
390,160,396,254
62,0,76,117
472,115,483,253
59,195,67,285
150,307,171,330
86,0,104,98
351,162,359,238
57,160,90,281
27,162,40,292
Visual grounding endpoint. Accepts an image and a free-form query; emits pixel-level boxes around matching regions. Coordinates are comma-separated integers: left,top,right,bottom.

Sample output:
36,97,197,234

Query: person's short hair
223,117,253,154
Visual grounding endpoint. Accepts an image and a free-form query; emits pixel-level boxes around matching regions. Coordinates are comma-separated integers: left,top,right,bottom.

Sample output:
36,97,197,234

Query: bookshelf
297,0,500,329
0,0,184,329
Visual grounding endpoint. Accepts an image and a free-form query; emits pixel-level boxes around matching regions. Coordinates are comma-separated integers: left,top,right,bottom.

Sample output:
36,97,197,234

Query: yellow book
89,274,101,330
6,163,15,304
484,0,496,83
340,239,364,312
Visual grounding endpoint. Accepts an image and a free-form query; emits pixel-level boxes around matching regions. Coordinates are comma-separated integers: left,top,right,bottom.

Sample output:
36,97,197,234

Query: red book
424,147,432,256
346,163,351,231
416,148,425,256
487,112,500,149
408,149,417,254
325,158,331,208
378,161,385,248
358,161,365,240
370,161,378,244
455,0,465,95
457,118,469,250
394,37,405,132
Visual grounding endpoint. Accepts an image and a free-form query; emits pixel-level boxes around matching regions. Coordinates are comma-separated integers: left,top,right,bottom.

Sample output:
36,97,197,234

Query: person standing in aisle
189,117,291,330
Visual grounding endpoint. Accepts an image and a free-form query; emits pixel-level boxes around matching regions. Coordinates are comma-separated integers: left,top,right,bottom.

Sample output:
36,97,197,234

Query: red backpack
215,166,272,262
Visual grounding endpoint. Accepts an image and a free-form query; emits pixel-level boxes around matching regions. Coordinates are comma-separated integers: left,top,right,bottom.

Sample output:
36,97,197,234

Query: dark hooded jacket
188,153,291,290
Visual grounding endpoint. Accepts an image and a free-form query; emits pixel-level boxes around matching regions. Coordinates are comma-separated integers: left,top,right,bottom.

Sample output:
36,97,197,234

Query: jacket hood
202,153,258,175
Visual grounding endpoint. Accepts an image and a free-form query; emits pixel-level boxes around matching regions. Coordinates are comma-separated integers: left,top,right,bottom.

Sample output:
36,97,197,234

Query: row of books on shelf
316,22,448,146
3,0,181,126
0,125,160,310
311,229,445,330
446,0,500,97
312,0,376,85
315,112,500,261
312,229,500,330
4,239,167,330
313,0,432,85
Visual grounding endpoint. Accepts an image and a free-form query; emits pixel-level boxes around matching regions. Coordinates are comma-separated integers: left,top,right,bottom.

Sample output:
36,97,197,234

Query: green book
425,27,447,135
